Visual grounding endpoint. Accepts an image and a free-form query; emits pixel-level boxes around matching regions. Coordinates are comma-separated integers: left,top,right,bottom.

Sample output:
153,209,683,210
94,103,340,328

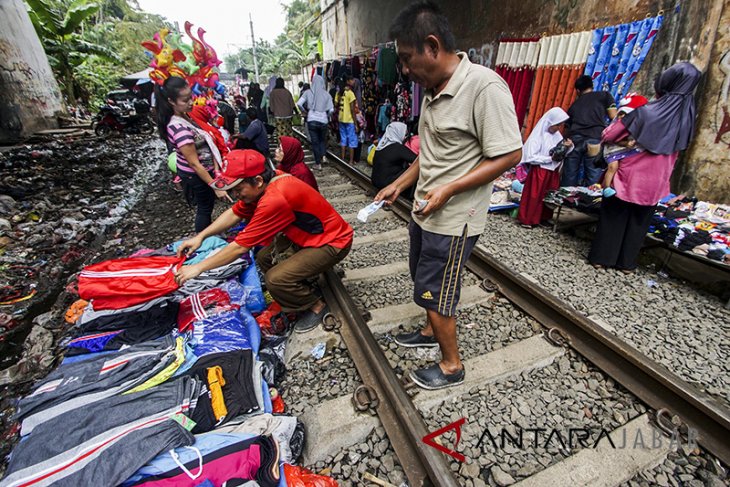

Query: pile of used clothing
489,169,522,212
649,195,730,264
544,185,603,212
1,236,336,487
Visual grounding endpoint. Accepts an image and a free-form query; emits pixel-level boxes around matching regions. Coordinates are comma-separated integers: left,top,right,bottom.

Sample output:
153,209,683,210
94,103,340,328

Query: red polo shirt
232,172,353,249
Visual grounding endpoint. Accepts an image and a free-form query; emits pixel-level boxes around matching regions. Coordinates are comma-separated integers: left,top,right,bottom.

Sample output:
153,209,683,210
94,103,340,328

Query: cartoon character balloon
141,22,226,104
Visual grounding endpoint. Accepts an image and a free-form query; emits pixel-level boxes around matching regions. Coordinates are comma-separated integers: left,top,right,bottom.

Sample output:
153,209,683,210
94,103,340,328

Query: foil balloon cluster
141,22,226,97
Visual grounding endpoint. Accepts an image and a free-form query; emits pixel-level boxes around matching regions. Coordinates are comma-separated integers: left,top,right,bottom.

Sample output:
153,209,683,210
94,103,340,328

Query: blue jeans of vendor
561,135,602,187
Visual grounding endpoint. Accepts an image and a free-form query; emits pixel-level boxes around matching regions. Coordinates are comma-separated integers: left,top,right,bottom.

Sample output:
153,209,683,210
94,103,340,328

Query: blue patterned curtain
584,14,664,102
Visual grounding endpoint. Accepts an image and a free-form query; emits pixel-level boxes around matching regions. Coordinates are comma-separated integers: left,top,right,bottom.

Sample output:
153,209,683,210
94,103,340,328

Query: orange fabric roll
553,66,571,111
524,67,546,135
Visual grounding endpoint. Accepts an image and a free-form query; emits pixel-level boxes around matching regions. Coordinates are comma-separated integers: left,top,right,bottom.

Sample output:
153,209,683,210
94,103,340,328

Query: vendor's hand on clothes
563,138,574,147
174,263,203,285
215,189,233,202
177,235,203,258
374,183,401,205
419,184,453,217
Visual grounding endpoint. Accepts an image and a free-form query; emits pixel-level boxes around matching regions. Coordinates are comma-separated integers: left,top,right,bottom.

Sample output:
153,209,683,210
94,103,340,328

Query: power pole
249,13,260,83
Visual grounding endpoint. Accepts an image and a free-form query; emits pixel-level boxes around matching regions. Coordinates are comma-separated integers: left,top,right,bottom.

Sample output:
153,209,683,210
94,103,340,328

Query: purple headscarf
621,62,701,155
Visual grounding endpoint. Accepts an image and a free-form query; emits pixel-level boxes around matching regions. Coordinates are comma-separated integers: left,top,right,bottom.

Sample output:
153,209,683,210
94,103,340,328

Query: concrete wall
321,0,730,203
0,0,64,143
673,1,730,202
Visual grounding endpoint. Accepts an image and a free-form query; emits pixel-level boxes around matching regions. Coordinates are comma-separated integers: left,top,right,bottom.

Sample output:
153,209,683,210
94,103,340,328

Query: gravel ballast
478,214,730,405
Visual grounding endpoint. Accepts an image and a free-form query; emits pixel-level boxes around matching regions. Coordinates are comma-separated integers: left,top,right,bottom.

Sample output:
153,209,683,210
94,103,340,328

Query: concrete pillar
0,0,64,143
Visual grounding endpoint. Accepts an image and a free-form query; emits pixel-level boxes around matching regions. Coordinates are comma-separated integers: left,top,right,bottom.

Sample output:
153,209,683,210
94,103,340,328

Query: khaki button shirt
414,52,523,237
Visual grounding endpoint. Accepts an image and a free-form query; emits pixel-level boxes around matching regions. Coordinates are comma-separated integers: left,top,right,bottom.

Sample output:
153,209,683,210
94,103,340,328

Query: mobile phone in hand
413,199,428,214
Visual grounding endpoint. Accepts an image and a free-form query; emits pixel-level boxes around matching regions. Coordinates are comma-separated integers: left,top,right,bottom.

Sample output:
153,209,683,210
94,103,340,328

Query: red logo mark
422,417,466,462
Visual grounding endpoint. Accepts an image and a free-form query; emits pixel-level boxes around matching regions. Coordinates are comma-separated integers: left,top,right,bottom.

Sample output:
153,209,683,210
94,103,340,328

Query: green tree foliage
224,0,321,80
25,0,169,107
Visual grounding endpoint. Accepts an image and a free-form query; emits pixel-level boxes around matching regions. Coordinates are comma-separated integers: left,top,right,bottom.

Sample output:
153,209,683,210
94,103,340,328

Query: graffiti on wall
467,43,495,68
715,50,730,146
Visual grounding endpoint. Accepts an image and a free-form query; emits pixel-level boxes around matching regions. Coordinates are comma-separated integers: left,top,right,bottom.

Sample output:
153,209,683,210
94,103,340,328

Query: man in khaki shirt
376,1,522,389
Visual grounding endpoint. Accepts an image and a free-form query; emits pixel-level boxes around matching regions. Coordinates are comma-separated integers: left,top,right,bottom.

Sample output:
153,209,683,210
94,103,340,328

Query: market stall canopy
119,68,153,87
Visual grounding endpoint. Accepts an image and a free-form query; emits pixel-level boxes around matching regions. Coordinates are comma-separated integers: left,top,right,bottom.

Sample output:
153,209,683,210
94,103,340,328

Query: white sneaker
314,164,322,171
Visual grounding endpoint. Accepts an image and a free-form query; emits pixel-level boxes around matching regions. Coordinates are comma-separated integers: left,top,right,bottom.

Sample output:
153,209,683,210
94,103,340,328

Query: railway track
280,129,730,487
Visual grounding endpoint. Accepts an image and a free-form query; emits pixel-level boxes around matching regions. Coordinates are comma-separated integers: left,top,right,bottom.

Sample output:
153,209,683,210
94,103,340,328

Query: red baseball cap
210,150,266,191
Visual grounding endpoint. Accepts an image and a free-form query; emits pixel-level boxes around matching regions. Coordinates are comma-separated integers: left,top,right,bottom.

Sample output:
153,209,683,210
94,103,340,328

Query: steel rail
293,129,461,485
320,270,461,487
293,127,730,466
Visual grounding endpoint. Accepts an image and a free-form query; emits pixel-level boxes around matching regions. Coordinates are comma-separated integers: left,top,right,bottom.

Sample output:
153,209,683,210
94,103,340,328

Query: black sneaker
294,306,329,334
393,330,438,348
409,363,465,390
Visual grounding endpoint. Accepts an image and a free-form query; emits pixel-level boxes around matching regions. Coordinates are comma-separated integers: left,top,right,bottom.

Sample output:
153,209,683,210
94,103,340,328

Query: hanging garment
2,378,199,487
377,102,392,133
78,256,185,310
361,56,379,133
351,55,362,78
123,434,280,487
177,288,239,333
393,82,412,122
377,47,398,85
524,32,592,136
585,15,664,101
17,335,180,436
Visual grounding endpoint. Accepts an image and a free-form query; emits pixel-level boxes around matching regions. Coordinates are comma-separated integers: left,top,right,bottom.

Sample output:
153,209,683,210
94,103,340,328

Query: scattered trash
310,342,326,360
357,200,384,223
270,387,286,413
657,270,669,279
646,279,659,288
363,472,399,487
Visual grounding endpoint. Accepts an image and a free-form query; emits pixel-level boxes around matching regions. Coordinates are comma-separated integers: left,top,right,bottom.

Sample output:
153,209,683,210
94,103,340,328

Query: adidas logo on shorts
421,290,433,300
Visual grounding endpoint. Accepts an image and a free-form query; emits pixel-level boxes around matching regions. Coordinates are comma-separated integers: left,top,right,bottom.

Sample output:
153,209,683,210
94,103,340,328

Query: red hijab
277,136,318,191
189,105,229,156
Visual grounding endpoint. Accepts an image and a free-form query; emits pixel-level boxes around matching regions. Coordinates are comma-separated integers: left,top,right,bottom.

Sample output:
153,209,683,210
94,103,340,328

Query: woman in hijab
261,75,277,123
273,136,318,191
297,74,334,170
589,62,701,272
517,107,572,227
269,77,296,138
371,122,417,193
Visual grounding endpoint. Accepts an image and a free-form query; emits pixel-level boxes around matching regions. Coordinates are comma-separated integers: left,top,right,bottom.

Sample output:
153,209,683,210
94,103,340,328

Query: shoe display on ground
409,363,465,390
393,330,438,348
294,305,329,334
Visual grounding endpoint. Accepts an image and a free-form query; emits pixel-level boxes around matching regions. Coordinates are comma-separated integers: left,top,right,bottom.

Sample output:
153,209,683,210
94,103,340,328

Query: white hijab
376,122,408,151
520,107,569,163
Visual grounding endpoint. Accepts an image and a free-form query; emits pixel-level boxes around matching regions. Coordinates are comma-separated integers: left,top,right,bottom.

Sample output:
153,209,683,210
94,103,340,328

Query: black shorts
409,221,479,317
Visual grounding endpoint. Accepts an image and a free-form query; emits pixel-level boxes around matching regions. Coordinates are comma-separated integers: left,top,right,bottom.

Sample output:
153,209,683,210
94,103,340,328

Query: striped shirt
167,121,214,173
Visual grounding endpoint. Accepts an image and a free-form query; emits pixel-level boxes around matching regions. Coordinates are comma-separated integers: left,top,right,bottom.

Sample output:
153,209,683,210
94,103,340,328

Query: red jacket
78,256,184,310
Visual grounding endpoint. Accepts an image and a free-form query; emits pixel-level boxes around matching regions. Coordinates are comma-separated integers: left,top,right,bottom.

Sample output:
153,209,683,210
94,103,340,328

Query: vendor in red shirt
175,149,353,332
